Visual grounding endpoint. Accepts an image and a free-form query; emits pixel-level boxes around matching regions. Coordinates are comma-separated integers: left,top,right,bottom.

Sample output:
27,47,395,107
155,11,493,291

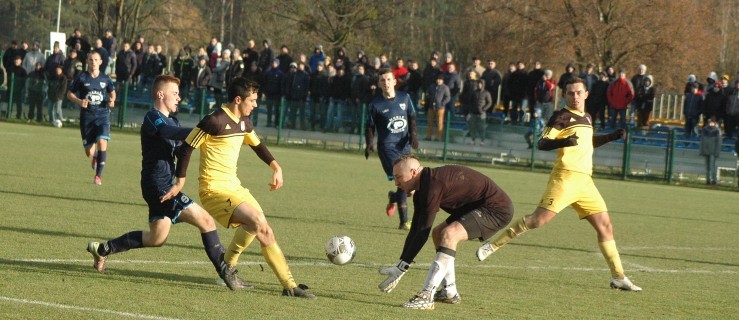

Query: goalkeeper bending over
377,154,514,310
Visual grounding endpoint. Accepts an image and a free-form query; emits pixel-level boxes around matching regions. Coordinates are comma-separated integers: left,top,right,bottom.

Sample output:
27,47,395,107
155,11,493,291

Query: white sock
422,251,454,293
443,262,457,297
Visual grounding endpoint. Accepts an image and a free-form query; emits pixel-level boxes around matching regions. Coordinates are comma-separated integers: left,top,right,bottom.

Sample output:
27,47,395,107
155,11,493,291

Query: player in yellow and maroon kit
172,77,316,298
477,77,642,291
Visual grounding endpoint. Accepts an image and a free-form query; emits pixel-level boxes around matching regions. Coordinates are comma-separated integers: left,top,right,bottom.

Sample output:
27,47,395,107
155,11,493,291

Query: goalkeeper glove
378,260,410,293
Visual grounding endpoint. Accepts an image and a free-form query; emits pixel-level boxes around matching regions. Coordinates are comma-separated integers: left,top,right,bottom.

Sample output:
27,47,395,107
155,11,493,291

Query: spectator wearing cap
45,41,65,77
607,68,635,129
703,77,727,127
721,74,731,96
309,45,326,73
22,40,45,74
264,58,285,127
684,74,701,94
440,52,454,73
283,61,310,129
682,82,703,137
3,40,22,71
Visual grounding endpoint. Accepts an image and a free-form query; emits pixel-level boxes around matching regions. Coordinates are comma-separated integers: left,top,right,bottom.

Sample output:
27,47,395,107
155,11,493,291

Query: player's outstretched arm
593,128,625,148
538,134,578,151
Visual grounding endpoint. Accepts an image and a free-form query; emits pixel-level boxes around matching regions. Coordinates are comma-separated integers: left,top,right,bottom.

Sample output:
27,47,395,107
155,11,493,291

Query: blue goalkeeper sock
95,150,106,177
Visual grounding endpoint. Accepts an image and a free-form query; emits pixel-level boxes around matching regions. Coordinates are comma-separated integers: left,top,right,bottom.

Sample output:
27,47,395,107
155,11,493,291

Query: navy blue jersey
367,91,416,146
140,109,191,192
69,72,115,113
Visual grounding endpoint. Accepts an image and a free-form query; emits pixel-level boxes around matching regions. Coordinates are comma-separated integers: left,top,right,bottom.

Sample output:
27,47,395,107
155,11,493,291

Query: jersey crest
387,115,407,133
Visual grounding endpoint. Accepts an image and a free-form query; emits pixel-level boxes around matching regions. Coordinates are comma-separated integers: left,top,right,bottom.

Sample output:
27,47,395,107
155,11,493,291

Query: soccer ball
325,235,356,265
53,119,63,128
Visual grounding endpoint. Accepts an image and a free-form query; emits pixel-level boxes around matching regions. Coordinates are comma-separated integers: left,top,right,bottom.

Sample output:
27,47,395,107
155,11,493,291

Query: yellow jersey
539,106,594,175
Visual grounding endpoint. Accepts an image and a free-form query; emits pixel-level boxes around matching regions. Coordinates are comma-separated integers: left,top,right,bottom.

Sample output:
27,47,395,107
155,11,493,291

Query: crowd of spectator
1,30,738,147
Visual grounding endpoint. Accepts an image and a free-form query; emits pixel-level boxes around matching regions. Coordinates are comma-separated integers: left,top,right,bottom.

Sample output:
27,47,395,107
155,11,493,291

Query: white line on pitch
0,296,182,320
5,258,738,275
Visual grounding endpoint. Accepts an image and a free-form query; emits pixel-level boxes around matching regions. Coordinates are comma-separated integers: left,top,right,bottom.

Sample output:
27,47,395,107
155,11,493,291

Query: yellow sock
224,228,256,266
598,240,625,279
262,243,297,289
491,216,529,250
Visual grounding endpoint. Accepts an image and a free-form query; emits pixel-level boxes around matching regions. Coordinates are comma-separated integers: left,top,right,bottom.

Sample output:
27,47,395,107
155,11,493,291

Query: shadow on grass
0,225,202,251
616,209,738,224
513,243,739,268
0,189,145,208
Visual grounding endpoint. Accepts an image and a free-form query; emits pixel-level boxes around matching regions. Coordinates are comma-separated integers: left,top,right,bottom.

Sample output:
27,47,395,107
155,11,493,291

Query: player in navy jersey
67,51,116,185
365,68,419,229
85,75,239,290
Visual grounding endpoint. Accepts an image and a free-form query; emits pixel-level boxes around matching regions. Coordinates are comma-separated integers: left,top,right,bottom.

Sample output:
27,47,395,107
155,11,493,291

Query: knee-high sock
442,258,458,296
598,240,625,279
201,230,226,274
262,243,297,289
101,231,143,256
396,188,408,223
96,150,106,177
422,247,455,293
224,228,256,266
490,216,529,250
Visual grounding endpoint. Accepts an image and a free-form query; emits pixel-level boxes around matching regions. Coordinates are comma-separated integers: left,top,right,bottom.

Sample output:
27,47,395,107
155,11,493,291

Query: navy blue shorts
378,144,411,180
80,110,111,147
143,187,194,224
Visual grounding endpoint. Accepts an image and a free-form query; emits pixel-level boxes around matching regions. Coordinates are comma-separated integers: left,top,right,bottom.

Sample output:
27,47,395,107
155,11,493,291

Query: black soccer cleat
282,283,317,299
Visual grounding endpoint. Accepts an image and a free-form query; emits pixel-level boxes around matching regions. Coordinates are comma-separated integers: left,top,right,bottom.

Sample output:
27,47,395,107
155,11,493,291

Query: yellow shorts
537,170,607,219
200,186,263,228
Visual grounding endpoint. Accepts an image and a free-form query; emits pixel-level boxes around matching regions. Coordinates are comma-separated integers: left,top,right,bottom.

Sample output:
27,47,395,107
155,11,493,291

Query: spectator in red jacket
607,69,634,129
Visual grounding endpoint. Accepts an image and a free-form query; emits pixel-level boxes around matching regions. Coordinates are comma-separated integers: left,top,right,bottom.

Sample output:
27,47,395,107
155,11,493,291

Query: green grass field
0,121,738,319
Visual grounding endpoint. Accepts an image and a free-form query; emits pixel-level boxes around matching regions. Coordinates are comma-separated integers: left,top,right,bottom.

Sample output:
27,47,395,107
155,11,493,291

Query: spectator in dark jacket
309,63,330,130
115,42,137,84
534,69,557,123
326,67,351,132
425,75,451,141
173,50,194,101
6,56,27,119
557,63,576,108
263,59,284,127
724,80,739,139
226,49,245,87
526,61,545,112
243,39,259,70
44,41,65,77
465,80,492,146
683,83,703,137
258,39,275,73
406,60,423,111
350,64,372,133
276,45,294,74
283,62,310,129
586,73,610,130
501,63,516,122
47,65,68,123
703,82,727,126
508,61,528,124
481,60,502,107
634,75,656,128
192,56,212,111
27,62,46,122
309,45,325,74
700,118,722,185
422,58,441,96
443,63,462,114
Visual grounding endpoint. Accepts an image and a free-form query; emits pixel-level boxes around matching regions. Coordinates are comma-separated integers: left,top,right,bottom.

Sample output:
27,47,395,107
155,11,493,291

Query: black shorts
378,144,411,180
446,204,514,241
79,110,111,147
143,187,194,224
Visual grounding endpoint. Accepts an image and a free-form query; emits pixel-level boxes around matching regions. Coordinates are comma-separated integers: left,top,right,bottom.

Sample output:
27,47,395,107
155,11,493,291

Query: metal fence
1,74,737,189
